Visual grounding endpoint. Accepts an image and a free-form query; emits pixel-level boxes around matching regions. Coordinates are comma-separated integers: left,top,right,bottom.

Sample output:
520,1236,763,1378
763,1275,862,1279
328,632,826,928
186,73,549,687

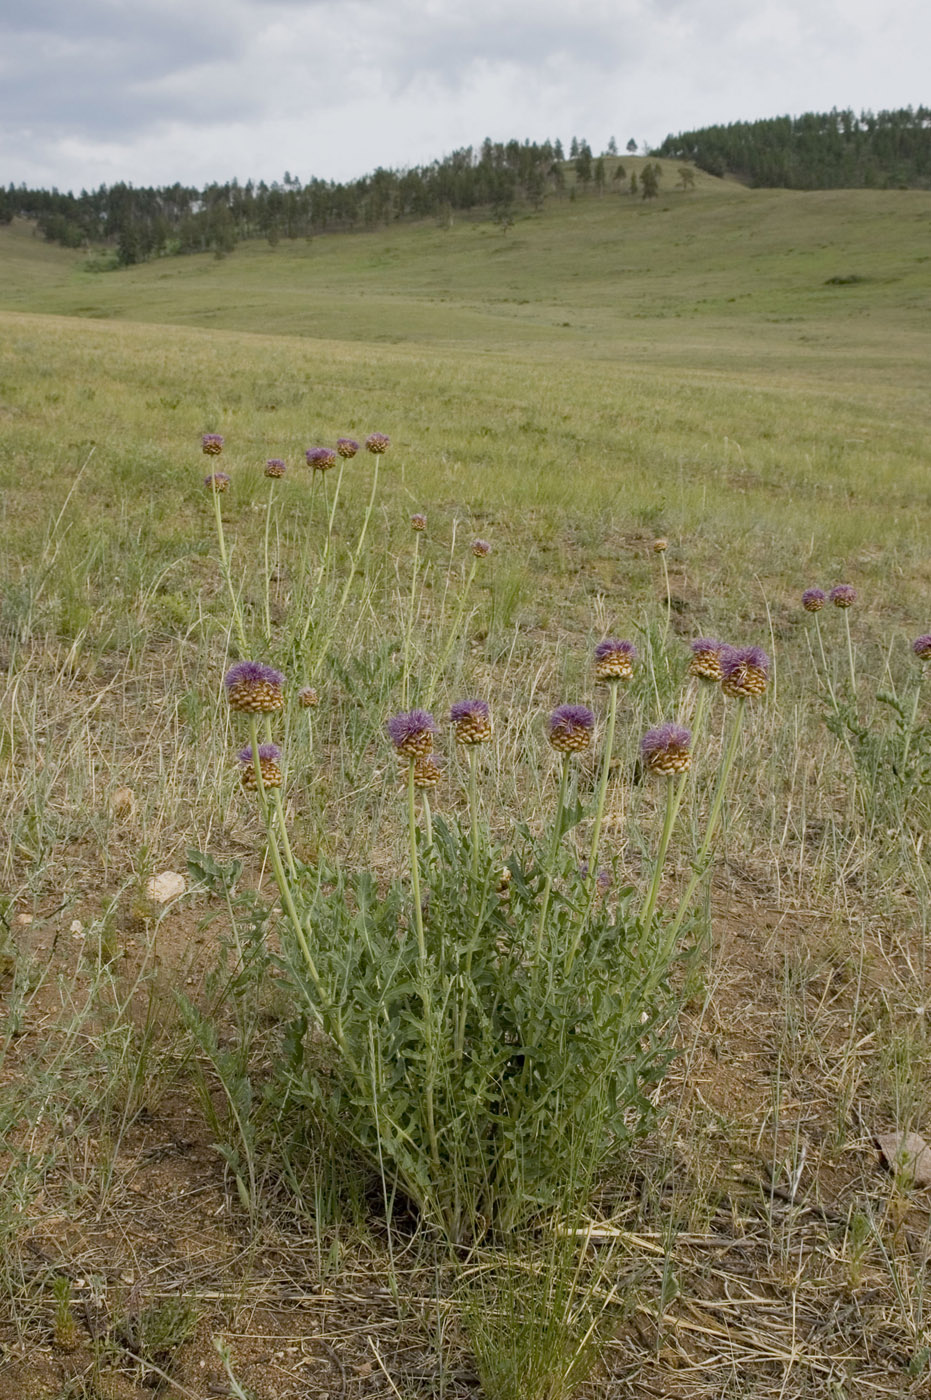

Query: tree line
655,107,931,189
0,137,654,265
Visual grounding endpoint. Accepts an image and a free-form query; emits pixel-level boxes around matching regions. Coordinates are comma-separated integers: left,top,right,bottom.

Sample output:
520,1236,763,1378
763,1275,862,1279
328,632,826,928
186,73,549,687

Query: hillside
1,175,930,397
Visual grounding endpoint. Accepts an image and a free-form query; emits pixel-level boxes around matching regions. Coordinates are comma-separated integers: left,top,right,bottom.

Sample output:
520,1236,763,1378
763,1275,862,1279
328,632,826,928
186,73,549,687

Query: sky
1,0,928,192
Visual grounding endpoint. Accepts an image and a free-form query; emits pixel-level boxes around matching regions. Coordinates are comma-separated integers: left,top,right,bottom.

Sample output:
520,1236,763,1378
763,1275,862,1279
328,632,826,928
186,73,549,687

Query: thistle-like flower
450,698,493,745
593,638,636,682
652,538,668,554
471,538,491,558
306,446,337,472
202,433,224,456
264,458,287,478
224,660,286,713
386,708,437,758
411,513,427,531
689,637,724,682
801,588,826,613
204,472,231,492
412,754,443,788
366,433,390,454
641,723,691,775
719,645,770,698
913,635,931,662
547,704,595,754
829,584,857,609
238,743,283,790
336,437,360,458
298,685,319,708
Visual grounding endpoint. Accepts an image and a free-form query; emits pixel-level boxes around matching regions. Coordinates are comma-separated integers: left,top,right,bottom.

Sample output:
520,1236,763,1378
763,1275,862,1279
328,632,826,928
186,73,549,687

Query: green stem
534,753,571,968
308,459,377,677
406,759,441,1172
408,760,426,965
262,480,275,645
425,557,478,706
844,609,857,701
666,698,746,945
402,530,420,708
468,746,480,883
901,677,922,775
263,713,296,877
299,462,345,649
422,789,433,850
588,680,619,885
211,485,248,654
640,771,686,929
660,551,672,644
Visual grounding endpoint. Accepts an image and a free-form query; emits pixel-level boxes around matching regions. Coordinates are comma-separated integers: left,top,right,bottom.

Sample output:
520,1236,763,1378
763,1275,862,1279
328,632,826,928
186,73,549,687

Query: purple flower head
801,588,826,613
386,708,437,757
238,743,281,765
365,432,390,454
224,661,285,691
641,722,691,775
829,584,857,608
450,699,490,724
471,538,492,558
594,638,636,662
204,471,231,491
913,635,931,660
691,637,723,655
547,704,595,754
411,513,427,531
202,433,224,455
719,645,770,698
306,446,337,471
640,723,691,757
719,645,769,678
336,437,360,458
265,458,287,478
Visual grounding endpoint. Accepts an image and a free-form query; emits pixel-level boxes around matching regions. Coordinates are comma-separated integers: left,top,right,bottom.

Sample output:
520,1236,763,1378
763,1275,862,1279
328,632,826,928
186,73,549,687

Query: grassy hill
2,167,929,381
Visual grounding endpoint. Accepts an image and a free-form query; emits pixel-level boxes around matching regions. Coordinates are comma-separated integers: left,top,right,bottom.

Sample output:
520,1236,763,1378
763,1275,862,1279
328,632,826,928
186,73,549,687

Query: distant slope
1,179,929,379
655,107,931,189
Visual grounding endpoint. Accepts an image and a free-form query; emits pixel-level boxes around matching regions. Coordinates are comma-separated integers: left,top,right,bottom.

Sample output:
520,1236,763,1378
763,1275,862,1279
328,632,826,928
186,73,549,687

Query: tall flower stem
843,609,857,700
247,716,316,986
211,487,248,655
468,746,480,882
660,551,672,644
534,753,571,968
406,758,441,1172
402,529,420,707
588,681,619,886
299,462,345,650
262,481,276,644
263,713,297,878
425,557,478,706
813,612,840,712
455,747,483,1062
640,772,687,929
667,698,746,944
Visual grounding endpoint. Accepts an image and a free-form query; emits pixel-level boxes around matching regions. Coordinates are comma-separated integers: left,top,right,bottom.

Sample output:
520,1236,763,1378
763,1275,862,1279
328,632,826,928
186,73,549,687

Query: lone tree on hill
626,138,638,153
640,162,661,199
677,166,696,190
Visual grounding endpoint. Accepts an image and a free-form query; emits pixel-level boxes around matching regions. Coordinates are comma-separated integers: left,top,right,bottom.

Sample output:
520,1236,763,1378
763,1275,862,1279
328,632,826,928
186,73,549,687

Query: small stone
145,872,186,904
14,913,33,926
876,1131,931,1189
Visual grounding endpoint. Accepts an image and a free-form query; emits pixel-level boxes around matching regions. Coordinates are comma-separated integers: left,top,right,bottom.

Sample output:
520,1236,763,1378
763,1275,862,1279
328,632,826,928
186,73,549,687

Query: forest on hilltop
655,107,931,188
3,107,930,269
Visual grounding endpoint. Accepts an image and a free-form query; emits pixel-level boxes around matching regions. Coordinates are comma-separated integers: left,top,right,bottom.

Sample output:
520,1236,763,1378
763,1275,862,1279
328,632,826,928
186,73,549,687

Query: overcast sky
1,0,928,192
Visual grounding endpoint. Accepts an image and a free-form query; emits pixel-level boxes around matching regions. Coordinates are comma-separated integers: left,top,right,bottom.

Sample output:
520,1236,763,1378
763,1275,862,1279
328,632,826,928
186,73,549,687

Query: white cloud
0,0,928,189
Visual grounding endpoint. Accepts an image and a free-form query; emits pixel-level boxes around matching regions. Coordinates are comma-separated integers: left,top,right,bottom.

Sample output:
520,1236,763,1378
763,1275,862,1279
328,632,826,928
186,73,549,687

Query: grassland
2,170,931,1399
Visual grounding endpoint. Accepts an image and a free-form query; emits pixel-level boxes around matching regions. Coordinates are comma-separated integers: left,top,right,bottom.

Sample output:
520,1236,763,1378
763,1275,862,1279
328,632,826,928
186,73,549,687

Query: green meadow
2,166,931,1398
